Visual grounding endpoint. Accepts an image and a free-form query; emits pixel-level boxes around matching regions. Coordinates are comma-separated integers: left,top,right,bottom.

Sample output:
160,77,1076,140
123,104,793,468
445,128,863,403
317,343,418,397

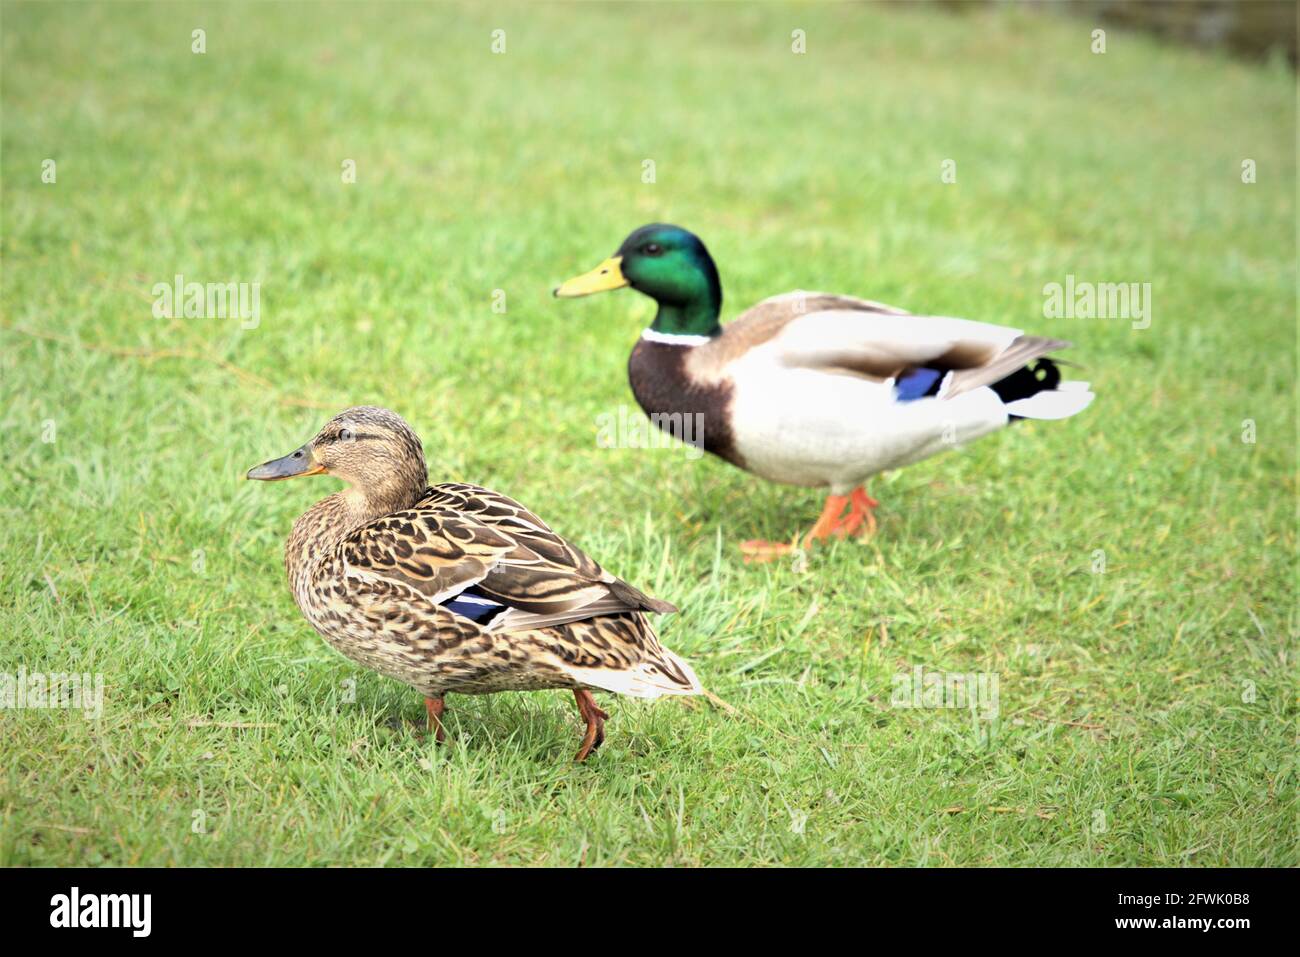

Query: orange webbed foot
839,487,880,538
741,488,881,563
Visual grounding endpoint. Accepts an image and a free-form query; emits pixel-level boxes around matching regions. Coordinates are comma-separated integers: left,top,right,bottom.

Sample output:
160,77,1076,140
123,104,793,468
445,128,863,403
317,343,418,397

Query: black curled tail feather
991,358,1061,404
941,335,1069,400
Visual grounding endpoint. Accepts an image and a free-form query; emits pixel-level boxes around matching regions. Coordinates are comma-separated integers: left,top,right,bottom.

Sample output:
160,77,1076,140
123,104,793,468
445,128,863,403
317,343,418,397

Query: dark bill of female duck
246,444,325,480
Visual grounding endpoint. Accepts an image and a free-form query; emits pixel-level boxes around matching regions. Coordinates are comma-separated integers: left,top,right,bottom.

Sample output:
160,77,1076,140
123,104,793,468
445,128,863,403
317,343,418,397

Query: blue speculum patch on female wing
442,587,508,625
895,367,943,402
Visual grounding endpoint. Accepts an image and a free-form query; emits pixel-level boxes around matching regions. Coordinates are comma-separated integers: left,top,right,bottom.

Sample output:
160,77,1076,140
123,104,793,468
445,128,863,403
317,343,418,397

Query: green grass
1,1,1295,866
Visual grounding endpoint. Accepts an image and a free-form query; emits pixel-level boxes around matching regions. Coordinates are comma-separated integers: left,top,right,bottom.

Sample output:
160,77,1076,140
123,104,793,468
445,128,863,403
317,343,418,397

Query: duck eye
340,428,354,443
644,243,662,255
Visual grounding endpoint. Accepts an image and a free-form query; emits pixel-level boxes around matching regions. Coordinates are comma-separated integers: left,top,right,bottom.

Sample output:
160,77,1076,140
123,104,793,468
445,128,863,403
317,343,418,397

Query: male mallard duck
555,224,1094,561
247,406,701,761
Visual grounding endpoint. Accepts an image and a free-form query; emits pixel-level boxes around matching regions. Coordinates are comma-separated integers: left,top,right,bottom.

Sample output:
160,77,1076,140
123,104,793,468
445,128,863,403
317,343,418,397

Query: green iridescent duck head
555,224,723,337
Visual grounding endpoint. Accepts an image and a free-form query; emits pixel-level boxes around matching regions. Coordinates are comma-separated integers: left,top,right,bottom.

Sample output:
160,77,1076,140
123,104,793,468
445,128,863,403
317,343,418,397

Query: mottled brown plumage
249,406,701,761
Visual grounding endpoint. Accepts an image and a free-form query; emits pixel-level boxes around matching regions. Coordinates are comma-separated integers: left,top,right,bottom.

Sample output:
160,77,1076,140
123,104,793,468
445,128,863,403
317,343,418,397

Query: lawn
0,1,1294,866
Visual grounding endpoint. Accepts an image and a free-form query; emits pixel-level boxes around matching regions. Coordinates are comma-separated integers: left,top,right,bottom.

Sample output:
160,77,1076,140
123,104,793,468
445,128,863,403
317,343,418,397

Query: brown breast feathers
627,339,744,468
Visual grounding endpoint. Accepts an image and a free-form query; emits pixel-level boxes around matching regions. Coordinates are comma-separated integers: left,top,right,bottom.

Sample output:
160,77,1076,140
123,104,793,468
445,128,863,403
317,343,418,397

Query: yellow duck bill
553,256,628,297
246,445,325,480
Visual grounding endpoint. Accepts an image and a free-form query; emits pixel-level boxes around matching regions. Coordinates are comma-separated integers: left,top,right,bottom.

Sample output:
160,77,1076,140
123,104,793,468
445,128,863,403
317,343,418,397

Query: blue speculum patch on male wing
895,367,943,402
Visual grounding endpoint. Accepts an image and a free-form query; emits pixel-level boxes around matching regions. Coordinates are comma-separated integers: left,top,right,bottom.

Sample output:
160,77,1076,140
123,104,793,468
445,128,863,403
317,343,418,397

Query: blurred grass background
0,1,1294,865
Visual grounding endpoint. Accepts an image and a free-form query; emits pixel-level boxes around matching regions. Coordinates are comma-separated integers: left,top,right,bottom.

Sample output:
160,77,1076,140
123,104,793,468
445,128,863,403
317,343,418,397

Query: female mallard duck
247,406,701,761
555,224,1094,561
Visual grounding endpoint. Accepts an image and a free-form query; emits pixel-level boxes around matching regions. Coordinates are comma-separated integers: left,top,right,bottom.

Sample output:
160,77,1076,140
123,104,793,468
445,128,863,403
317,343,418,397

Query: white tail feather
565,650,703,700
1004,383,1095,420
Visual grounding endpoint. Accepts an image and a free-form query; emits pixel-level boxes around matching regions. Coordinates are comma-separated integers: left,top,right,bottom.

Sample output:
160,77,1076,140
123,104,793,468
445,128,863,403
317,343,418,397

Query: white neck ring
640,328,712,347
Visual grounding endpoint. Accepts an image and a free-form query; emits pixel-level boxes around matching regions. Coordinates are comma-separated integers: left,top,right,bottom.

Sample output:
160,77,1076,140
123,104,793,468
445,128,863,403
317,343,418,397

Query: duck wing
338,484,676,635
727,293,1069,396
